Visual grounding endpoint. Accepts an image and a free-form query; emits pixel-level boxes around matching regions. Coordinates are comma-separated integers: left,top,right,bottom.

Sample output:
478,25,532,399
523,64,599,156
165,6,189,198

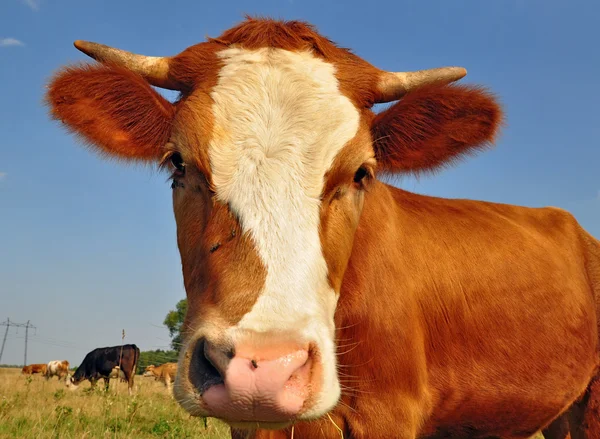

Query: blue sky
1,0,598,367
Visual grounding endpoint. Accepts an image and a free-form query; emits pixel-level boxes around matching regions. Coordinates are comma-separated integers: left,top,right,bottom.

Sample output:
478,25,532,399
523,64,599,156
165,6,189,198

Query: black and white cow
67,344,139,395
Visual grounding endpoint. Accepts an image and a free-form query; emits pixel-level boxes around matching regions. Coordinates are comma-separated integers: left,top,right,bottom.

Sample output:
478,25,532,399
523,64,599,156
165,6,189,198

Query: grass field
0,368,547,439
0,368,230,439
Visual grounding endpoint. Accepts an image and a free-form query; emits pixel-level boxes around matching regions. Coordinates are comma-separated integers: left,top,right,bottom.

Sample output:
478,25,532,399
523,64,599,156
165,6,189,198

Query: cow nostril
189,339,225,394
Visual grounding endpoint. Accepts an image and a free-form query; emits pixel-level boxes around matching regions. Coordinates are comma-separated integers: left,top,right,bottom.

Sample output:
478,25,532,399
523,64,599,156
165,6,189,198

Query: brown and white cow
46,360,70,380
46,18,599,439
21,363,47,376
143,363,178,391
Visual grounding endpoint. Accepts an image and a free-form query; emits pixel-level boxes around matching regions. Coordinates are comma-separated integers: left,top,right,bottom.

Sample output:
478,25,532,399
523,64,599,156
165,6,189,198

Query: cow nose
189,339,227,394
190,337,312,422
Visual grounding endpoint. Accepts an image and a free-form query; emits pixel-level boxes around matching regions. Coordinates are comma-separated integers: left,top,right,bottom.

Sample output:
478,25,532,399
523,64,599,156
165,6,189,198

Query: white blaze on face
66,375,78,390
208,47,360,415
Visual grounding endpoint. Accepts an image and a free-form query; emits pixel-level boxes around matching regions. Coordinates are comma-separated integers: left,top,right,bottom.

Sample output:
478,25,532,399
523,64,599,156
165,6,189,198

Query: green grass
0,368,229,439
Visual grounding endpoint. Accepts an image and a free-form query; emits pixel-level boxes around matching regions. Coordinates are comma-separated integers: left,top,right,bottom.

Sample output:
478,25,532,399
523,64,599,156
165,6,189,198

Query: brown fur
238,187,600,439
21,364,47,376
207,17,381,108
544,415,572,439
166,17,381,108
371,84,503,174
174,190,267,334
320,124,375,292
143,363,178,389
46,64,175,161
46,17,600,439
544,372,600,439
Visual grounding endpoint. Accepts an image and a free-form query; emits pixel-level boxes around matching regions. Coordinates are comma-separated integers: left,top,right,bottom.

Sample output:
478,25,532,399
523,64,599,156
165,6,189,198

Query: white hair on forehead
209,47,359,311
207,46,359,416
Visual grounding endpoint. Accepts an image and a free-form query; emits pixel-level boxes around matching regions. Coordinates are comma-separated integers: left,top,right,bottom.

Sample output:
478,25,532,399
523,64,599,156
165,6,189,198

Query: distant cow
21,363,47,376
109,366,127,382
143,363,177,391
46,360,70,381
66,344,139,395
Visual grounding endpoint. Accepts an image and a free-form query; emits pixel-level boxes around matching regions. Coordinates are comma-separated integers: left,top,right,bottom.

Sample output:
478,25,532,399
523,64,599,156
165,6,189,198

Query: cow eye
353,166,369,184
170,152,185,175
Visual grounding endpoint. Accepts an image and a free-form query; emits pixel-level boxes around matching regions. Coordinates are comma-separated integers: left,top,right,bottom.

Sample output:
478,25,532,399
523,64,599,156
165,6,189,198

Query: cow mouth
227,420,295,430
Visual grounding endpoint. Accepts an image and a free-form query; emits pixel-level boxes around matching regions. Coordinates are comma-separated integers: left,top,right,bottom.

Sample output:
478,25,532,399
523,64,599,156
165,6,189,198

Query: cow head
65,374,81,390
46,18,501,428
143,365,157,378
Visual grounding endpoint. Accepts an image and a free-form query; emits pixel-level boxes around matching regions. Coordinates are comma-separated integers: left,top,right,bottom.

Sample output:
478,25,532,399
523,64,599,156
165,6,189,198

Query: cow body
47,18,600,439
67,344,139,395
143,363,178,391
238,187,600,438
46,360,70,380
21,363,47,376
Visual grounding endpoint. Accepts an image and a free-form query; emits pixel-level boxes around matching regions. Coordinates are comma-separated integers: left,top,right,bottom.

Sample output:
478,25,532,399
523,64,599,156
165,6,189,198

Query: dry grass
0,368,230,439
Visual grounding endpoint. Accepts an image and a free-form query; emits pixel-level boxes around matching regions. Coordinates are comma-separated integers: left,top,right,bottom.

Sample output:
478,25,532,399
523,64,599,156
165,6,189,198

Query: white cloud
0,172,6,181
21,0,40,11
0,38,24,47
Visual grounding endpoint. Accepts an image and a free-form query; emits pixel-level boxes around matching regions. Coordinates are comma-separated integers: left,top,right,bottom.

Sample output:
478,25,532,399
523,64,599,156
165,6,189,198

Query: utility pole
0,319,36,366
0,318,9,364
24,320,30,366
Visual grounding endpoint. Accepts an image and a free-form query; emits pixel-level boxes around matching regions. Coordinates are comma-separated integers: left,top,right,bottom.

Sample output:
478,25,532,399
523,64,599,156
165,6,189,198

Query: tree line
136,298,187,373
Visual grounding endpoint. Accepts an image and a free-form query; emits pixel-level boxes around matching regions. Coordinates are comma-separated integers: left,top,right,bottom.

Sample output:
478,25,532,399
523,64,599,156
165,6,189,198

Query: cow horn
73,40,179,90
376,67,467,103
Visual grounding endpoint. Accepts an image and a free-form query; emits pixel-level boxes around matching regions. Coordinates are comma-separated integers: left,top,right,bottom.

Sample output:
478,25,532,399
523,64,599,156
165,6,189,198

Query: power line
6,335,89,351
0,318,37,366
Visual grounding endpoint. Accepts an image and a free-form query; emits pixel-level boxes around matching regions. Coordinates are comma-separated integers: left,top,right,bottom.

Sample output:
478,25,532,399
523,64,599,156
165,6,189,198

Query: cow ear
46,63,175,162
370,85,503,174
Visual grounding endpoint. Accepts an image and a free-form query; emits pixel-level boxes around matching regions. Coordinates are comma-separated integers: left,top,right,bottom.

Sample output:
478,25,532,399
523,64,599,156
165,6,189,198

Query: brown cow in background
21,363,47,376
143,363,177,391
